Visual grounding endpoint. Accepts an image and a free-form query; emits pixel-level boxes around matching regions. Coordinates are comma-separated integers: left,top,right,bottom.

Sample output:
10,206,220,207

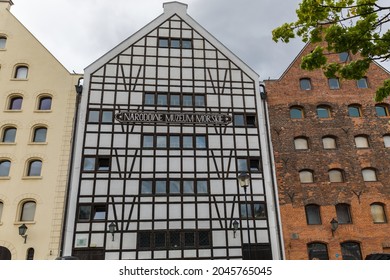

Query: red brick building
265,43,390,260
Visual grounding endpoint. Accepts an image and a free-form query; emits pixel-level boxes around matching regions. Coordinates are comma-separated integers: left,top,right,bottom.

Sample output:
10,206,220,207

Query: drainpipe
260,83,285,260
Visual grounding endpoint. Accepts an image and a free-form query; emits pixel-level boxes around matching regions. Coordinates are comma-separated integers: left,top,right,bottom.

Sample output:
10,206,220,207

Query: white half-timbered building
62,1,283,260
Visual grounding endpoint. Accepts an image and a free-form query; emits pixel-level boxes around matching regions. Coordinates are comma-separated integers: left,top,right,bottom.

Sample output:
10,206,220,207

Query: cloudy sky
11,0,306,79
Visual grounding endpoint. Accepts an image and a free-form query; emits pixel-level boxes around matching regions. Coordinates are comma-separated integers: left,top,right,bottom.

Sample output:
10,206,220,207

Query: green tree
272,0,390,101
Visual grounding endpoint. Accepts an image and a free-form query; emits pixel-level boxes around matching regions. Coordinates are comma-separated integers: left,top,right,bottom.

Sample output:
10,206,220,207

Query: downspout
58,77,83,257
260,83,285,260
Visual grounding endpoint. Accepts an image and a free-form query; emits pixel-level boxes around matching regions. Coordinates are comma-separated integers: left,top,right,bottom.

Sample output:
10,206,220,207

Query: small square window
83,157,95,171
339,52,349,62
357,78,368,88
170,95,180,106
169,180,180,194
145,93,155,105
300,78,312,90
157,94,168,106
184,232,195,247
102,111,113,123
375,105,389,117
183,95,193,107
328,78,340,89
78,205,91,221
195,136,206,149
317,106,331,118
290,107,304,119
237,159,248,172
234,114,245,126
182,39,192,49
195,95,205,107
183,180,194,194
183,136,193,148
88,110,100,122
97,157,110,171
348,106,361,117
246,115,256,127
138,232,151,249
93,205,107,220
156,180,167,194
171,39,181,48
169,136,180,148
141,181,153,194
196,180,208,194
156,135,167,148
250,159,261,172
154,232,166,248
143,135,154,148
158,38,169,48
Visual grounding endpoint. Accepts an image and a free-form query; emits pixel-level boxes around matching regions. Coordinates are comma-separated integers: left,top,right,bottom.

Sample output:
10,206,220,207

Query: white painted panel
90,233,104,247
169,204,181,219
85,133,98,147
183,250,196,258
80,180,94,195
122,233,137,250
154,204,167,219
169,157,181,172
95,180,108,195
183,204,195,219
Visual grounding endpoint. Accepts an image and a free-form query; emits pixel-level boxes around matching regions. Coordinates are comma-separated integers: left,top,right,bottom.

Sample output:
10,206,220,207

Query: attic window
158,37,192,49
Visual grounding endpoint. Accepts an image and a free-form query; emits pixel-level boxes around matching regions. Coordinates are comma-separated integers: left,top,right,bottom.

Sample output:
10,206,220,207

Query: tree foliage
272,0,390,101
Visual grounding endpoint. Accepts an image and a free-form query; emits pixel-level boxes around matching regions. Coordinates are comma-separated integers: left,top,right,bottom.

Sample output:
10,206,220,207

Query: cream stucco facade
0,0,81,259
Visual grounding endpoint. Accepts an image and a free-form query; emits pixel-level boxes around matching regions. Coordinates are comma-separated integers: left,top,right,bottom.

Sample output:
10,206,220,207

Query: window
240,202,266,219
169,180,180,194
322,136,337,149
329,169,344,182
38,96,52,110
294,137,309,150
328,78,340,89
0,36,6,49
357,77,368,88
0,160,11,177
158,38,169,48
375,104,389,117
341,242,362,260
307,243,329,260
8,96,23,110
370,203,387,223
348,105,362,117
290,107,304,119
183,136,193,148
157,94,168,106
77,204,107,221
169,136,180,148
183,180,194,194
0,202,3,222
97,158,110,171
249,158,262,172
143,135,154,148
20,201,36,222
384,135,390,148
196,180,208,194
82,156,110,171
141,180,153,194
26,248,34,260
234,113,257,126
14,65,28,79
144,93,155,105
170,94,180,106
339,52,349,62
362,168,377,182
299,170,314,183
316,105,331,118
27,160,42,176
87,110,112,123
195,95,205,107
237,158,248,172
158,37,193,49
336,203,352,224
182,95,192,106
305,204,321,225
32,127,47,143
234,114,245,126
300,78,312,90
195,136,206,149
156,180,167,194
1,127,16,143
354,135,369,148
156,135,167,148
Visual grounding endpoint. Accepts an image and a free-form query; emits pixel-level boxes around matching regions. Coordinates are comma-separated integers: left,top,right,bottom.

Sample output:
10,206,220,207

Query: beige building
0,0,81,259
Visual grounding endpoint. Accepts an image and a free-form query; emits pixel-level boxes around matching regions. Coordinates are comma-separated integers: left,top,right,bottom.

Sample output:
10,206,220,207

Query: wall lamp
108,222,117,241
330,218,339,237
232,220,239,238
18,224,28,244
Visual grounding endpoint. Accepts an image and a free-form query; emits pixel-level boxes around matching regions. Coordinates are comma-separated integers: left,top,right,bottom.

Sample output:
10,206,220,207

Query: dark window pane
28,160,42,176
240,203,252,218
39,97,52,110
341,242,362,260
182,39,192,49
93,205,106,220
154,232,166,248
306,205,321,225
250,159,261,172
253,203,266,219
246,115,256,127
9,97,23,110
169,231,181,249
2,128,16,142
183,180,194,194
78,205,91,220
171,39,180,48
300,78,311,90
317,107,330,118
198,231,210,246
15,66,28,79
308,243,329,260
328,78,340,89
184,232,195,247
156,180,167,194
169,180,180,194
26,248,34,260
97,158,110,171
33,128,47,142
357,78,368,88
336,204,352,224
139,233,151,249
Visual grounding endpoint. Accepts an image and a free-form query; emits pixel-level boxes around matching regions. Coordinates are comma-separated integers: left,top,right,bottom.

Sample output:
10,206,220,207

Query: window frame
375,104,389,117
14,65,29,79
19,201,37,222
316,105,331,119
354,135,369,149
300,78,312,90
0,36,6,49
305,204,322,225
383,134,390,148
356,77,368,89
294,136,309,150
0,160,11,177
348,104,362,117
370,203,387,224
26,159,42,177
8,96,23,110
32,126,48,143
341,241,362,260
328,77,340,89
336,203,352,224
289,106,304,119
307,242,329,260
362,168,378,182
1,126,17,143
328,169,345,183
299,169,314,183
37,96,52,111
322,136,337,150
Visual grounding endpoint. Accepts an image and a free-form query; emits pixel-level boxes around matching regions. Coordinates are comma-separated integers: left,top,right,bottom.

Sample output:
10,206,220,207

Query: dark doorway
242,244,272,260
0,246,12,260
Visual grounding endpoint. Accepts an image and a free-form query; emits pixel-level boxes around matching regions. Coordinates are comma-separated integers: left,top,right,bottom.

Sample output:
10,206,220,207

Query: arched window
370,203,387,223
375,104,389,117
14,65,28,79
316,105,331,118
0,160,11,177
32,127,47,143
8,96,23,110
0,246,11,260
27,160,42,176
362,168,377,182
20,201,36,222
26,248,34,260
328,78,340,89
305,204,321,225
290,106,304,119
354,135,369,148
294,136,309,150
336,203,352,224
348,104,362,117
307,242,329,260
38,96,52,110
0,201,3,222
1,127,16,143
329,169,344,182
341,241,362,260
322,136,337,149
299,170,314,183
300,78,312,90
0,36,6,49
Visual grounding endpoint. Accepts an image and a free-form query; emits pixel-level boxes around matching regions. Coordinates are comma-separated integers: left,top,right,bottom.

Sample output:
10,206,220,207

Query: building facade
0,0,81,260
265,43,390,260
62,2,283,260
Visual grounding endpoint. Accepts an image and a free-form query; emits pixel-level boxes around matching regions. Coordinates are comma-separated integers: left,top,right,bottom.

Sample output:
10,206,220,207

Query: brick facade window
384,135,390,148
356,78,368,88
299,169,314,183
316,105,331,119
348,104,362,117
370,203,387,223
322,136,337,149
305,204,321,225
300,78,312,90
307,242,329,260
329,169,345,182
290,106,304,119
354,135,369,148
294,136,309,150
341,241,362,260
328,78,340,89
336,203,352,224
362,168,377,182
375,104,389,117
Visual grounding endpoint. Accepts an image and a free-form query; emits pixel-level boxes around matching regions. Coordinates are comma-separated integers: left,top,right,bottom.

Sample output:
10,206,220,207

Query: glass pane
157,94,167,106
182,39,192,49
184,232,195,247
198,231,210,246
371,204,386,223
170,95,180,106
240,203,252,218
10,97,23,110
196,181,208,194
97,158,110,171
246,115,256,127
234,114,245,125
102,111,113,123
0,37,6,49
306,205,321,224
83,158,95,171
88,110,99,122
196,136,206,149
156,136,167,148
300,171,313,183
183,136,193,148
169,180,180,194
144,93,155,105
348,106,361,117
139,233,151,249
28,161,42,176
322,137,336,149
355,136,369,148
341,242,362,260
0,161,11,176
15,66,28,79
3,128,16,142
169,136,180,148
171,39,180,48
290,108,303,119
143,135,154,148
93,206,106,220
329,170,343,182
294,138,308,150
21,202,36,221
357,78,368,88
308,243,329,260
183,180,194,194
169,231,181,248
362,169,377,181
183,95,192,106
253,203,266,219
33,128,47,142
317,107,330,118
158,38,169,48
250,159,260,171
339,52,349,62
39,97,52,110
300,79,311,90
195,95,205,107
336,204,351,224
156,180,167,194
154,232,166,248
375,106,388,117
78,205,91,220
141,181,153,194
328,78,339,89
384,135,390,147
237,159,248,172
